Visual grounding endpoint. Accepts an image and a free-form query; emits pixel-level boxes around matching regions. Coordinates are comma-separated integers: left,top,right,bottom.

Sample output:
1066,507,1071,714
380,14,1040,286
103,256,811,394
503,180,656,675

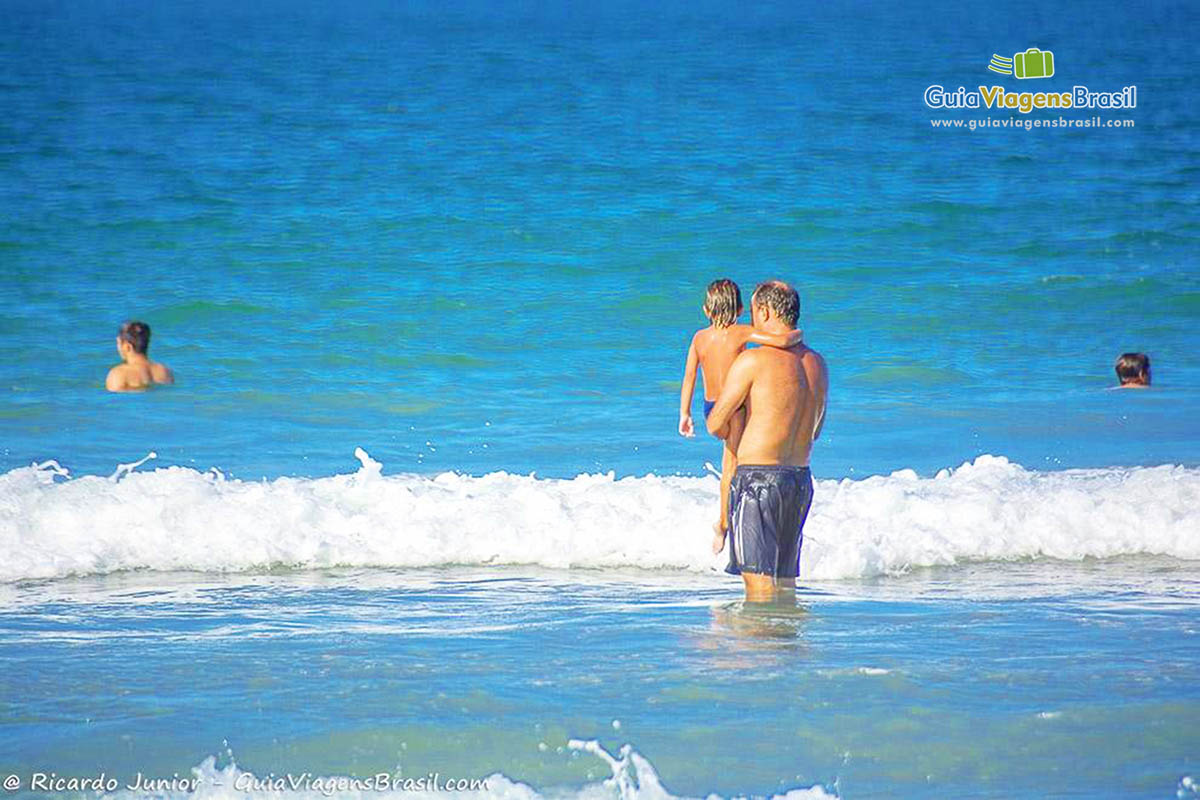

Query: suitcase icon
1014,48,1054,79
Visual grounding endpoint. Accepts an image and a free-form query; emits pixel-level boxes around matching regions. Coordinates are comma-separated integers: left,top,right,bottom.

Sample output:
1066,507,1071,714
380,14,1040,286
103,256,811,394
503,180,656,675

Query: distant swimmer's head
703,279,743,328
751,280,800,329
116,320,152,359
1115,352,1151,388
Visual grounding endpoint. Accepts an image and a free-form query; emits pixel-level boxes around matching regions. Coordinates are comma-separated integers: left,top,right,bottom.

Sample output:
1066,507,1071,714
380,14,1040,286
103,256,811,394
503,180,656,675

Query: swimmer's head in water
117,321,152,356
703,279,743,328
751,280,800,328
1115,352,1151,386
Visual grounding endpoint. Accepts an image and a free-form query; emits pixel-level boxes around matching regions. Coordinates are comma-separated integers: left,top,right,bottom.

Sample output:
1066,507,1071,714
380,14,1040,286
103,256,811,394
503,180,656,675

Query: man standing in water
706,280,827,602
105,321,174,392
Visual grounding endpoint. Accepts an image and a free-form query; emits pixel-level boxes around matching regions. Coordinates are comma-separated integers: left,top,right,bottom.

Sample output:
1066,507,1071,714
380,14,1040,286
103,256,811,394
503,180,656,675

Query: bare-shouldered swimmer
1113,352,1151,389
106,321,174,393
706,280,828,602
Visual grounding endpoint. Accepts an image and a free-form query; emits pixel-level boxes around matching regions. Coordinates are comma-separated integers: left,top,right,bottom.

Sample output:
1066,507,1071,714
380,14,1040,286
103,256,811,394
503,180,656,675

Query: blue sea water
2,0,1198,480
1,0,1198,798
1,564,1197,799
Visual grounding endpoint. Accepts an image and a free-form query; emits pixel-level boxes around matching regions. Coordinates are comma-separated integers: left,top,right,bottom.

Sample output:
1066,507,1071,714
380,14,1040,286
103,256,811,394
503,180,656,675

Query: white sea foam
1,451,1197,584
100,741,839,800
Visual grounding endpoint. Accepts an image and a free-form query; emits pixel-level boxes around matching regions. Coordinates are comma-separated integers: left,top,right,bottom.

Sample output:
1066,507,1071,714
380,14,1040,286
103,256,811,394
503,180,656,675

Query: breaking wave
1,450,1197,583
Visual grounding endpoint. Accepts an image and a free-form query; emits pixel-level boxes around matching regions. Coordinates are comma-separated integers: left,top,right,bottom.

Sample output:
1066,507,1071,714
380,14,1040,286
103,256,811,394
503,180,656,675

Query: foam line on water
1,452,1197,583
99,742,839,799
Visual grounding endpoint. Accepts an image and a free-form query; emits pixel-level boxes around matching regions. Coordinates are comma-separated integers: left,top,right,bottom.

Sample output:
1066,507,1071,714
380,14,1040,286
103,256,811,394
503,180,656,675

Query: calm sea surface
1,0,1197,480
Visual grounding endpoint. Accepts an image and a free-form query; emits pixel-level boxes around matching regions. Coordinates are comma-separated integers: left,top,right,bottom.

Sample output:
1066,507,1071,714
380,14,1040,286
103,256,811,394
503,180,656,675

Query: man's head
702,279,743,328
751,280,800,330
1115,352,1151,386
117,321,151,358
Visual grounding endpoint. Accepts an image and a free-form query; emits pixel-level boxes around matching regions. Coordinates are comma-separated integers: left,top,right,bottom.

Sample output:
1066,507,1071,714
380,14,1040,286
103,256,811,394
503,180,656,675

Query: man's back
736,345,821,466
106,360,173,392
800,346,828,443
106,321,174,393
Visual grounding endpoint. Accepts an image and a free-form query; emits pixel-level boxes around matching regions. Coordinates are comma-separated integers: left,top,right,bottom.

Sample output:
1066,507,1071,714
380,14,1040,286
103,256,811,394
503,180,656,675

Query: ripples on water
1,1,1197,479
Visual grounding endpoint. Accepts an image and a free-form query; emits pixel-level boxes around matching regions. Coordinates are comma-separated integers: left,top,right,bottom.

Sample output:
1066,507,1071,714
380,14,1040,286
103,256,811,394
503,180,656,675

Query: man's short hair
751,280,800,327
703,279,743,328
1115,352,1150,384
118,321,151,355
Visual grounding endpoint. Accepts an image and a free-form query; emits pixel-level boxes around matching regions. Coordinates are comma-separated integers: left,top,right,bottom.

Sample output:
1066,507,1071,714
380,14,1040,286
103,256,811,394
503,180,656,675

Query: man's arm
678,333,701,437
706,351,756,440
803,350,829,441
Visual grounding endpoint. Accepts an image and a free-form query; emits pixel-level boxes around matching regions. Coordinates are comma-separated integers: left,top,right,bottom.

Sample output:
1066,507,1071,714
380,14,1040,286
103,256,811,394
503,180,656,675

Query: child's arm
732,324,803,350
750,328,803,348
678,333,701,437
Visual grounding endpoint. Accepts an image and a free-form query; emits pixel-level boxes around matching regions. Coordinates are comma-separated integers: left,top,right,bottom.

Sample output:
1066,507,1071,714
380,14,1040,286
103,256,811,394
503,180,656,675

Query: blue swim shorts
726,464,814,579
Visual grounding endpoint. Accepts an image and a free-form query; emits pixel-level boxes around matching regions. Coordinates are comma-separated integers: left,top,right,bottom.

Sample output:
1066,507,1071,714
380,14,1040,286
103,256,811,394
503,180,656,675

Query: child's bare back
693,324,766,401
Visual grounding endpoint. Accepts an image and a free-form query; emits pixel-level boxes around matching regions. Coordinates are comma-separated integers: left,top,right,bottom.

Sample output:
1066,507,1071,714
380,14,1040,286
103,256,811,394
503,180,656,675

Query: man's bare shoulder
800,348,828,392
106,364,140,392
731,345,767,369
801,347,827,370
106,363,164,392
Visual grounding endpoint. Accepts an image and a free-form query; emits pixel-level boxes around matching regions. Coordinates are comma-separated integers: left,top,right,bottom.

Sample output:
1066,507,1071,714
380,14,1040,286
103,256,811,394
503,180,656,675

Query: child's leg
718,441,736,531
713,410,745,554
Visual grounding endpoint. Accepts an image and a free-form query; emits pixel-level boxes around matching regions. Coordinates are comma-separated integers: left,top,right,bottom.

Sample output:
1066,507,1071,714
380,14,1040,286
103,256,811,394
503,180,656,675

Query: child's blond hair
703,279,743,328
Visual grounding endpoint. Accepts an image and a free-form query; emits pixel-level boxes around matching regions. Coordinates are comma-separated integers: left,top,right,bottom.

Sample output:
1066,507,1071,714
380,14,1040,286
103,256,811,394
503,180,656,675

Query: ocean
1,0,1197,797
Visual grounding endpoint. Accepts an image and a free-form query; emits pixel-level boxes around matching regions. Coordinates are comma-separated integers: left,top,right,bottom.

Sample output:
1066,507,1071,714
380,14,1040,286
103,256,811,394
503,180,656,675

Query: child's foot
711,520,727,555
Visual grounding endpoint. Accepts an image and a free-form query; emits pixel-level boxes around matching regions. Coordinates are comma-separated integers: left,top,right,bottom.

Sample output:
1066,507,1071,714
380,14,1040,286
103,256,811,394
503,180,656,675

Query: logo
988,54,1014,74
924,47,1136,115
988,48,1055,79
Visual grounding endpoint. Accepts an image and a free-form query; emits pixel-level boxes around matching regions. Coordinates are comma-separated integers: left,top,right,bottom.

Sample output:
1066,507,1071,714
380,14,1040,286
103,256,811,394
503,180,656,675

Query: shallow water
1,562,1196,799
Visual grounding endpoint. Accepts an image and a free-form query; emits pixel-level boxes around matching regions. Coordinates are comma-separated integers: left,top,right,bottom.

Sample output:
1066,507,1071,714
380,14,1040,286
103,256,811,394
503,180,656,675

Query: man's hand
678,414,695,438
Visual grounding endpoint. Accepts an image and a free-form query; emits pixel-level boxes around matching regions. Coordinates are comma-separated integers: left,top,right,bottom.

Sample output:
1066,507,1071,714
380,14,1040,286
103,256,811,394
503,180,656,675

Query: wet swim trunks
703,400,716,419
726,465,813,578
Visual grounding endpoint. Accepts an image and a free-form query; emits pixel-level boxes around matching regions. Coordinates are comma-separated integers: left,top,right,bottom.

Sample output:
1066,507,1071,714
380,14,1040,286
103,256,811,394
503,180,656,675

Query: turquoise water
1,564,1198,798
2,0,1198,479
1,1,1198,798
